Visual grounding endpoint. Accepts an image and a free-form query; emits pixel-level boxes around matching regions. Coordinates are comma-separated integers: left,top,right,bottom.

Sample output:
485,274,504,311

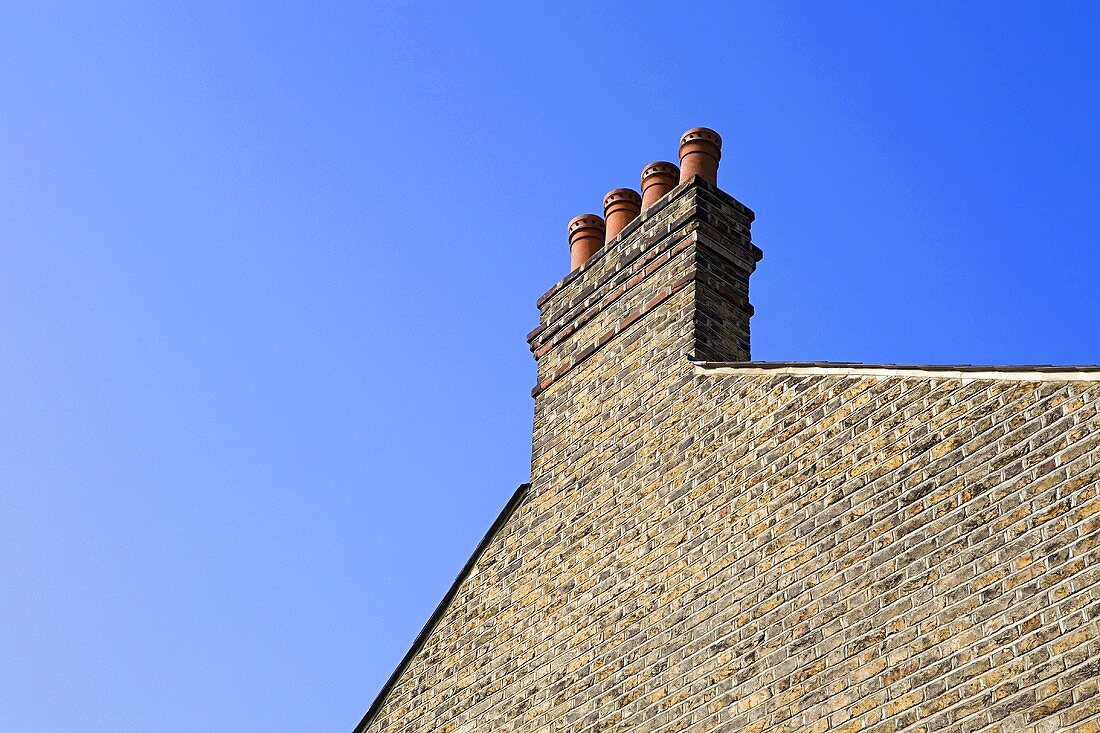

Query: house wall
363,179,1100,733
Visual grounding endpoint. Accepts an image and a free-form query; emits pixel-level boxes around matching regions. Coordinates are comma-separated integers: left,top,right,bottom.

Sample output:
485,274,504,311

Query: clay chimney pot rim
642,161,679,176
602,188,642,208
679,127,723,149
567,214,606,234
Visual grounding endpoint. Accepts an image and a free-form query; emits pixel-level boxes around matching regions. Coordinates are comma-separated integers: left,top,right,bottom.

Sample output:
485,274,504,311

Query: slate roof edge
691,359,1100,382
352,482,531,733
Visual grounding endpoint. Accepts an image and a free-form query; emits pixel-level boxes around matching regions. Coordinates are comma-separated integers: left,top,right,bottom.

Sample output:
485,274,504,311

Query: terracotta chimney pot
678,127,722,185
567,214,606,271
640,161,679,210
602,188,642,244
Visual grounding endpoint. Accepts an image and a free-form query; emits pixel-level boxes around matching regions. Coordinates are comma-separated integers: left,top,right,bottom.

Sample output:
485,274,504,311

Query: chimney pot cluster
566,127,723,271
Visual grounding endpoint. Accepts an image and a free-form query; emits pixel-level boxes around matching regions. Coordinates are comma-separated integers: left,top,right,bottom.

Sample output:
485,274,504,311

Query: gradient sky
1,2,1097,731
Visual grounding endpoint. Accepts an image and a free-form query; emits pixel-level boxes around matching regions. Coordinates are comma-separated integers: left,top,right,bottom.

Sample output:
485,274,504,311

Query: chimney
529,128,761,403
602,188,642,244
567,214,606,272
678,127,722,184
640,162,679,210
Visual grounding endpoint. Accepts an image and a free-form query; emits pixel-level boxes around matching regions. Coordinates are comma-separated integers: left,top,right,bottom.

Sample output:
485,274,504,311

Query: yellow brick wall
364,181,1100,733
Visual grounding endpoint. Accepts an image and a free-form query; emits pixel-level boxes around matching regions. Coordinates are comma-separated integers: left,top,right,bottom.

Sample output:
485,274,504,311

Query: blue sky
1,2,1097,730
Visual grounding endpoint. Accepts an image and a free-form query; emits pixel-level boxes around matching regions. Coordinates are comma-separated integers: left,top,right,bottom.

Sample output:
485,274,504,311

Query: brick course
360,178,1100,733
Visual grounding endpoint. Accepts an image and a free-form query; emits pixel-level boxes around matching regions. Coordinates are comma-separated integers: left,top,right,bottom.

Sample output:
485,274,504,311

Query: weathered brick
360,177,1100,733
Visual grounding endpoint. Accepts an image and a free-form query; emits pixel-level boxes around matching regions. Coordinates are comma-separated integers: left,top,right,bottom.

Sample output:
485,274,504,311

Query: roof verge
352,483,531,733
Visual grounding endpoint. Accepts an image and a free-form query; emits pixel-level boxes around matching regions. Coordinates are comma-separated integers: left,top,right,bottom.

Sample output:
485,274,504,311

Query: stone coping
692,359,1100,381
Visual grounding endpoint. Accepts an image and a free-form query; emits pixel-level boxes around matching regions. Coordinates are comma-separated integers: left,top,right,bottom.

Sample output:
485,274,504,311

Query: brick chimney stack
530,127,761,403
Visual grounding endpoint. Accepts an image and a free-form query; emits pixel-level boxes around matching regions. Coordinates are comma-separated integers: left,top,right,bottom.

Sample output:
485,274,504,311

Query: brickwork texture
361,178,1100,733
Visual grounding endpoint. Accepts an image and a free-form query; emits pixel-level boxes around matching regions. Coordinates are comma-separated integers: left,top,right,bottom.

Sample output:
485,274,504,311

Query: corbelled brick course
358,176,1100,733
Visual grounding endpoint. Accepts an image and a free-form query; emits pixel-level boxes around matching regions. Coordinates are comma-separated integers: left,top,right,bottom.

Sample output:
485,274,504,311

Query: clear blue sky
1,2,1097,730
